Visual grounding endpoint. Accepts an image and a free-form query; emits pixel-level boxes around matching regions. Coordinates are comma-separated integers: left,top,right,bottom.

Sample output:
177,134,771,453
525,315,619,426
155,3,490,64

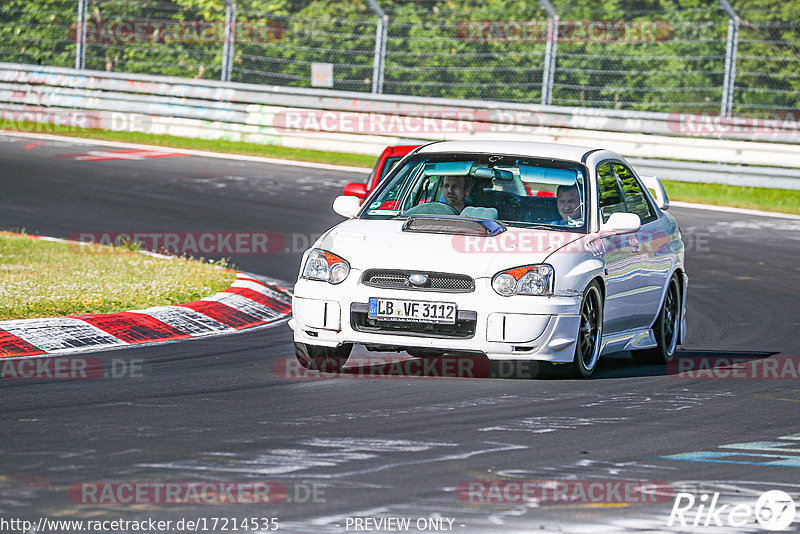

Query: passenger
442,175,473,213
550,184,582,225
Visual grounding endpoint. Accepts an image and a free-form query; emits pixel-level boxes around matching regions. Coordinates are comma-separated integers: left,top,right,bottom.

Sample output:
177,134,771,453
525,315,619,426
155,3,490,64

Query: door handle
629,236,641,252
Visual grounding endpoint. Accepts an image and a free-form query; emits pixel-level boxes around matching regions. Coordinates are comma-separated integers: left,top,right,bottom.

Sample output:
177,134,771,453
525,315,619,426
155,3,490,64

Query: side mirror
601,212,641,235
333,195,361,219
343,182,368,198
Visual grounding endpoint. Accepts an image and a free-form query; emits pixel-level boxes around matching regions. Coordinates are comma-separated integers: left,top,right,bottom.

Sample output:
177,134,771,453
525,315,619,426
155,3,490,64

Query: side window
597,163,625,223
401,174,437,211
380,157,402,183
613,164,656,223
372,161,424,211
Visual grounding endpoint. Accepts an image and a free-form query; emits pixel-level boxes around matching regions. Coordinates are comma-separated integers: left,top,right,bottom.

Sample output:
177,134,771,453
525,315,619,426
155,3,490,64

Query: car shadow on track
335,349,779,380
549,349,779,380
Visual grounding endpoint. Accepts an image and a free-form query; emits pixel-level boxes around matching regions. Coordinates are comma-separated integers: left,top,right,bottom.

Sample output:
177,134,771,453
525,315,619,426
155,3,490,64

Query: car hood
316,218,584,278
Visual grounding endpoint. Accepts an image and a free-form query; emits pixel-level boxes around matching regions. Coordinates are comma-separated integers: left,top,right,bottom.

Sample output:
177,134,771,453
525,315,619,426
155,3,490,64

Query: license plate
368,297,457,324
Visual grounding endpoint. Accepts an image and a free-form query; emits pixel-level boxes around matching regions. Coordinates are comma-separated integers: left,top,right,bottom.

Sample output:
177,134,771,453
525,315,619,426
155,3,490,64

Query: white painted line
202,293,283,321
670,201,800,220
0,317,127,352
0,131,371,173
231,280,274,294
2,314,292,359
231,281,291,302
130,306,234,337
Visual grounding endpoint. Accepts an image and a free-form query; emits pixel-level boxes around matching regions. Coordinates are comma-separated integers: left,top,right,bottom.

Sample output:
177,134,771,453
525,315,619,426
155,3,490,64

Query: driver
442,175,473,213
550,184,582,225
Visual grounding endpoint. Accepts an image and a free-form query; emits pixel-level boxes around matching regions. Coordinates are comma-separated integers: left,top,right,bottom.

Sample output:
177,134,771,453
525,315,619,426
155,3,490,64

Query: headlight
302,249,350,284
491,264,554,296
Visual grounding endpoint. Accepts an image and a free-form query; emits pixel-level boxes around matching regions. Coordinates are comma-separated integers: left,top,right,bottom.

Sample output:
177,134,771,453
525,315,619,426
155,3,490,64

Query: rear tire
633,274,681,365
570,281,603,378
295,342,352,373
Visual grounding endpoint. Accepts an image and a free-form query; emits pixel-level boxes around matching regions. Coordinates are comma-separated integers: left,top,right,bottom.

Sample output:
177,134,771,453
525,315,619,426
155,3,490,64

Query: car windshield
361,153,588,231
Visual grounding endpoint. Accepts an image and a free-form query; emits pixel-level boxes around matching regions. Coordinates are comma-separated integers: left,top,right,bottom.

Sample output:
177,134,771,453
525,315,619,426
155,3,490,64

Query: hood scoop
402,216,506,237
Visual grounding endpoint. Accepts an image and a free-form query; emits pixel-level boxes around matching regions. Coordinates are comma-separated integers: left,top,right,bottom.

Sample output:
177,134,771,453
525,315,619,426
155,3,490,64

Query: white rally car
288,141,687,377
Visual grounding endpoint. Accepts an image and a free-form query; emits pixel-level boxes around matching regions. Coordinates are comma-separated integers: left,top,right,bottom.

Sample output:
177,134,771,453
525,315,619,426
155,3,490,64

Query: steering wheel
404,202,459,216
438,202,459,215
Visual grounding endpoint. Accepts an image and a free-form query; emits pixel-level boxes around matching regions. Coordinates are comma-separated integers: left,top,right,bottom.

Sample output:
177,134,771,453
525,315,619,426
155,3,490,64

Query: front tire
633,274,681,365
295,342,352,372
570,281,603,378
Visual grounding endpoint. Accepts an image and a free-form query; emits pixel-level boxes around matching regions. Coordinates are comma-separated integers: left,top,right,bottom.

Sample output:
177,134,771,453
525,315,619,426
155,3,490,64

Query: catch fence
1,1,798,116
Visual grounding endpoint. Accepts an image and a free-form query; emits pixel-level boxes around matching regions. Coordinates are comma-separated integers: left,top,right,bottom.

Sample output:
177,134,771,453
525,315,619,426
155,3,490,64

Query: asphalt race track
1,134,799,533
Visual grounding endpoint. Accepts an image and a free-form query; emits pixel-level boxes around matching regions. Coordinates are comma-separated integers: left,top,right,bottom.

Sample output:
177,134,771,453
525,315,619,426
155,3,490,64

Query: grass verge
5,123,799,215
663,180,800,215
0,232,236,321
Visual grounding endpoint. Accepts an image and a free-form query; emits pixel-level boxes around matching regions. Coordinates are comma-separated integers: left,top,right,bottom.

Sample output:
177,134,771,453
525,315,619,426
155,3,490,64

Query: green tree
0,0,77,67
2,0,797,113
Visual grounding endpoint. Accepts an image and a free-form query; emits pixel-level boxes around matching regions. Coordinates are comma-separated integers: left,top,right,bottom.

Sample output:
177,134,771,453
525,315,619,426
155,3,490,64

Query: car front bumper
289,274,582,362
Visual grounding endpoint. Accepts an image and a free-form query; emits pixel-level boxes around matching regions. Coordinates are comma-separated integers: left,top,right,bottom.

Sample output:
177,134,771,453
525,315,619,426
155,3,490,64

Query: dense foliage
1,0,797,113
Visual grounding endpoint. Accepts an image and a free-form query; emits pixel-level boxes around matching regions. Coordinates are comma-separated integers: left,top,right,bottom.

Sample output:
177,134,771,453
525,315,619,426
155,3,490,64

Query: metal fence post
366,0,387,94
719,0,739,117
221,0,237,82
538,0,558,106
75,0,88,70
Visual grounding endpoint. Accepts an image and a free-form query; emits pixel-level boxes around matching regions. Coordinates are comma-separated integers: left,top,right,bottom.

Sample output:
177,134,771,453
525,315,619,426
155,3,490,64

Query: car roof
414,140,600,163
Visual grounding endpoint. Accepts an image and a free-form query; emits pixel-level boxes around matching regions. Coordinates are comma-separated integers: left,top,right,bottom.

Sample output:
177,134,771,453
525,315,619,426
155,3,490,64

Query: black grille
362,269,474,293
402,216,505,236
350,303,477,339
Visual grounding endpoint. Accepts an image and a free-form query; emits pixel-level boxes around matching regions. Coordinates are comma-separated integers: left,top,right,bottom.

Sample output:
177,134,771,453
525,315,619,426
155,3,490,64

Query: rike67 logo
668,490,796,531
